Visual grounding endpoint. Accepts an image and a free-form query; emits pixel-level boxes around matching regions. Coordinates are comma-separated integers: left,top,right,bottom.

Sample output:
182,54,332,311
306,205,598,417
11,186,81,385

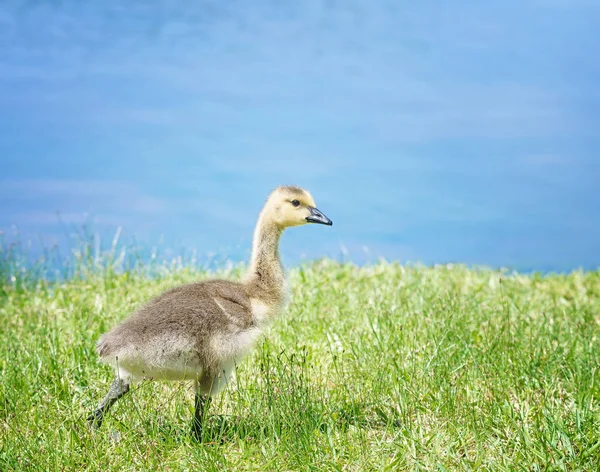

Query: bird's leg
192,387,212,439
87,377,130,429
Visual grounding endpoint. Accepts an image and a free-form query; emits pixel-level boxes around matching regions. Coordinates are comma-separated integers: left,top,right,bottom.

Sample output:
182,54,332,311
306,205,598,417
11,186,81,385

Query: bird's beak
306,207,333,226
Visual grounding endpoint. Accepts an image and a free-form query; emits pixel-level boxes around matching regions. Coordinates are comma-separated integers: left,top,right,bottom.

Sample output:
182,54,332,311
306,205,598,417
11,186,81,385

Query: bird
86,185,332,437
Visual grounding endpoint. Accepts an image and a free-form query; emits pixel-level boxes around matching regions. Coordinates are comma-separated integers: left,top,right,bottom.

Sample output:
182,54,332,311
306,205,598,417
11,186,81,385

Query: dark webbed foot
87,377,130,429
87,409,105,429
192,392,211,440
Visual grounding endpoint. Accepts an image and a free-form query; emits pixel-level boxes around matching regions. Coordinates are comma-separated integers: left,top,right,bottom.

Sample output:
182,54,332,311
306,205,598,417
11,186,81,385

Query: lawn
1,257,599,470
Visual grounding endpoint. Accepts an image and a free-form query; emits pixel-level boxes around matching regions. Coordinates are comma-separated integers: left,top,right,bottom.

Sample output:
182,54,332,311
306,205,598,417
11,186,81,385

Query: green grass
1,259,600,470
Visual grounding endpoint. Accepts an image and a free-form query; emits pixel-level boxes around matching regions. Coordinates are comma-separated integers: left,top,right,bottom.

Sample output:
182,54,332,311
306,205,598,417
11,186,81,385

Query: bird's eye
291,199,300,207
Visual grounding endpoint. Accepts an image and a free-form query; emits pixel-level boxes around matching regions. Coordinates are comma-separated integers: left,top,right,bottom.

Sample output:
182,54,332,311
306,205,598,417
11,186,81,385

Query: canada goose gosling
87,186,332,437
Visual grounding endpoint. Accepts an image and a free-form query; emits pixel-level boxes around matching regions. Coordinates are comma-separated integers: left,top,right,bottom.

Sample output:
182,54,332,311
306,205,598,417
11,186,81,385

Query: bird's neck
244,213,286,304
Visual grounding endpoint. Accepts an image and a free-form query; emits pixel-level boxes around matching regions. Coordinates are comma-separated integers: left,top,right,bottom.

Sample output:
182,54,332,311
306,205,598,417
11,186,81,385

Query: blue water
1,1,599,273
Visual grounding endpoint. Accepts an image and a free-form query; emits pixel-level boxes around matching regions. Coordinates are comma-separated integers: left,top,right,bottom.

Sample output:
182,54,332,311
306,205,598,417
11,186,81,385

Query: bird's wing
212,291,254,329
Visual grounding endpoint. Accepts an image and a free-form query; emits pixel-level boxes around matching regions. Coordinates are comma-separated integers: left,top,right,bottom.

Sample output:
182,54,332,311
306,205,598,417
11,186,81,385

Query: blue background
1,0,599,272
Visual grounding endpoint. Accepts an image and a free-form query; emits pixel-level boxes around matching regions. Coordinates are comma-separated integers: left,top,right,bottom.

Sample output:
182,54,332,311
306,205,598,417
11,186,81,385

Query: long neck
243,212,285,303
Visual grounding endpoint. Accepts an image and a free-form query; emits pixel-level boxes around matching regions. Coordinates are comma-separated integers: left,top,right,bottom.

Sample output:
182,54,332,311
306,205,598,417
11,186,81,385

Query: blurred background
1,0,599,272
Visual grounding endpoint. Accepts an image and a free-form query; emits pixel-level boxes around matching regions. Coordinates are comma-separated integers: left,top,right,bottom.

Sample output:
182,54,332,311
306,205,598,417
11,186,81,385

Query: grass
1,252,600,470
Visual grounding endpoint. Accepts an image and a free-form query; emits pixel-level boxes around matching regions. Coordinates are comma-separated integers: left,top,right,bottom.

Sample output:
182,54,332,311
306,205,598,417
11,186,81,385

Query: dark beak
306,207,333,226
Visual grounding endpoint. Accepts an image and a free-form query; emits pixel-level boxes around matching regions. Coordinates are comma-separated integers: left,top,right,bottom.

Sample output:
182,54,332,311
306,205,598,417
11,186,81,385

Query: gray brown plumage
87,185,332,436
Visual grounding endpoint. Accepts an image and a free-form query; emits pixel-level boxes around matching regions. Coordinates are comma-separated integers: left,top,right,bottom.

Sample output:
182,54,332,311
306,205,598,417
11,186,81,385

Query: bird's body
96,279,280,391
87,185,332,435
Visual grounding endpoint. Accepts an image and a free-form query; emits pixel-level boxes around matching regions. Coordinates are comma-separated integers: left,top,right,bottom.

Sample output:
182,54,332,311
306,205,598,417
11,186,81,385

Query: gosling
87,185,332,437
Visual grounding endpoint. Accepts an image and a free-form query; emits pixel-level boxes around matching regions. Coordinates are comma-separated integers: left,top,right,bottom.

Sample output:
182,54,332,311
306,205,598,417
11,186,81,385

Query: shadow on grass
151,400,405,444
120,414,280,446
147,406,399,445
